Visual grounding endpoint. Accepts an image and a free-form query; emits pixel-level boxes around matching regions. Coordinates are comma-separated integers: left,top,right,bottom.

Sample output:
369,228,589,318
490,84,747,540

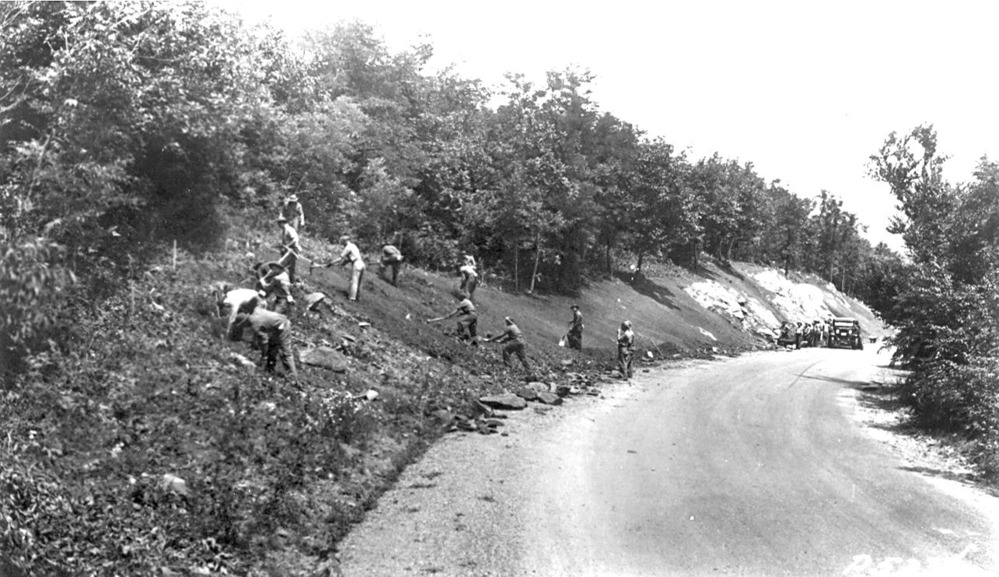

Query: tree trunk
528,234,541,294
514,243,519,293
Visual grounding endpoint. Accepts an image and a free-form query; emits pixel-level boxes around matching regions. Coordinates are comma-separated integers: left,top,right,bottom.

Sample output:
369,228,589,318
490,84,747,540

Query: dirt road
338,348,999,576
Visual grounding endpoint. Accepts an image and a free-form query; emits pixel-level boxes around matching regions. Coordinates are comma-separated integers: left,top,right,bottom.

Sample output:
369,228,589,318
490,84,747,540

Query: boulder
526,381,550,393
536,392,563,406
554,384,572,397
515,388,540,402
479,393,527,410
304,292,327,311
299,346,350,372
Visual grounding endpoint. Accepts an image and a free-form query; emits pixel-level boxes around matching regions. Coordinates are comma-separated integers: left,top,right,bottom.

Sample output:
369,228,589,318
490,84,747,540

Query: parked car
827,317,863,350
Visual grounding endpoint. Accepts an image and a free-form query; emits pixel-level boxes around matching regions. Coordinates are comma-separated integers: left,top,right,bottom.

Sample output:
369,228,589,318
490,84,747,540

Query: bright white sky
219,0,999,253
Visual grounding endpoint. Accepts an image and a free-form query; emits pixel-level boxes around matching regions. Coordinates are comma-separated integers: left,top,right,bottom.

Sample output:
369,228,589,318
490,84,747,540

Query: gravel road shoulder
335,364,672,577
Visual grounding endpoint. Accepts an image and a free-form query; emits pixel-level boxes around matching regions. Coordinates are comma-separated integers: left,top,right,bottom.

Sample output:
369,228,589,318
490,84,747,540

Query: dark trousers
567,329,582,351
281,250,298,284
263,328,297,379
503,341,530,371
618,346,633,379
457,313,478,340
380,257,402,285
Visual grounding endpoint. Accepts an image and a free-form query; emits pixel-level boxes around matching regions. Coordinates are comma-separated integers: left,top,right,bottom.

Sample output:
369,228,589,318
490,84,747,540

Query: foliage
0,236,75,375
0,240,481,575
870,125,999,468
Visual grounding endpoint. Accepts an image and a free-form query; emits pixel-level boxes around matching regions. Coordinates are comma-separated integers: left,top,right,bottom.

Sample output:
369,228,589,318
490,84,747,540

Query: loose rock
479,393,527,410
159,473,190,498
300,346,350,372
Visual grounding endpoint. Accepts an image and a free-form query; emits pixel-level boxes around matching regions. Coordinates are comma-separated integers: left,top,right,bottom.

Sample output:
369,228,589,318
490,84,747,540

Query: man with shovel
254,261,295,315
482,317,531,373
565,304,584,351
617,320,635,380
334,234,366,302
277,216,301,284
426,292,478,345
230,301,298,381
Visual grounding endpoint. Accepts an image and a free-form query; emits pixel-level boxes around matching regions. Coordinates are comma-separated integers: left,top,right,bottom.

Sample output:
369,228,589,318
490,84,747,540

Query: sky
220,0,999,253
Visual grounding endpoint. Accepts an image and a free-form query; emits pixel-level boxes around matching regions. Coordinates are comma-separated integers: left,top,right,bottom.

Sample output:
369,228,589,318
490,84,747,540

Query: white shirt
219,288,260,337
282,223,300,251
341,241,365,270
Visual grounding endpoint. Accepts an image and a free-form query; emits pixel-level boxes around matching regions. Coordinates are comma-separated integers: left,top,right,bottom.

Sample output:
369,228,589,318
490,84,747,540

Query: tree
624,138,690,271
869,124,956,266
765,183,814,275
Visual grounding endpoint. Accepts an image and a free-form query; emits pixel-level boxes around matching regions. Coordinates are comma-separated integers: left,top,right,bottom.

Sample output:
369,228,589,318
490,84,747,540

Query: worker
458,256,478,299
211,282,259,339
334,234,365,302
483,317,530,372
426,293,477,345
230,305,298,380
254,261,294,315
617,320,635,380
279,194,305,230
277,216,301,284
380,243,404,286
566,304,583,351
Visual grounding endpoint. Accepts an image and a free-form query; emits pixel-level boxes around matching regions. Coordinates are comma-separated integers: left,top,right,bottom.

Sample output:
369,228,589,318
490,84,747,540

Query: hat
287,194,298,202
339,234,351,242
570,304,579,309
277,216,288,223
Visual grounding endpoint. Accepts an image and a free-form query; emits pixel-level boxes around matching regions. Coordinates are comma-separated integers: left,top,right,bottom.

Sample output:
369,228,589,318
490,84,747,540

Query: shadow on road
898,465,976,484
800,374,871,388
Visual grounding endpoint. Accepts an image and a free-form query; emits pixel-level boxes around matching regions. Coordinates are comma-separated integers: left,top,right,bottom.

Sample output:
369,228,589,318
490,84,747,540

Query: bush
0,237,76,375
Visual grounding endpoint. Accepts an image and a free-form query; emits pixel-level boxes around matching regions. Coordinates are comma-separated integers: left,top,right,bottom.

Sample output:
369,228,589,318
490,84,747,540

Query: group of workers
425,255,636,379
778,319,830,349
214,193,638,381
424,255,534,373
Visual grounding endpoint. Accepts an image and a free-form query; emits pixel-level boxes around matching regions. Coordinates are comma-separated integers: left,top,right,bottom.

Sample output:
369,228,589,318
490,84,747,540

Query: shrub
0,237,76,375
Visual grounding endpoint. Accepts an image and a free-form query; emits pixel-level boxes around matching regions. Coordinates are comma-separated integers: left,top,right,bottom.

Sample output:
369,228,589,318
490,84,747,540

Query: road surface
338,348,999,576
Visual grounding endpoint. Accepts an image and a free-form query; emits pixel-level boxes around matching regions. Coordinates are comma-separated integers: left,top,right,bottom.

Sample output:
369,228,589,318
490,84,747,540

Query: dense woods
2,1,997,574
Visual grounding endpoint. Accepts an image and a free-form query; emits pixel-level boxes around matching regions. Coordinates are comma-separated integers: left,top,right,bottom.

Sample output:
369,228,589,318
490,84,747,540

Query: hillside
0,216,887,576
